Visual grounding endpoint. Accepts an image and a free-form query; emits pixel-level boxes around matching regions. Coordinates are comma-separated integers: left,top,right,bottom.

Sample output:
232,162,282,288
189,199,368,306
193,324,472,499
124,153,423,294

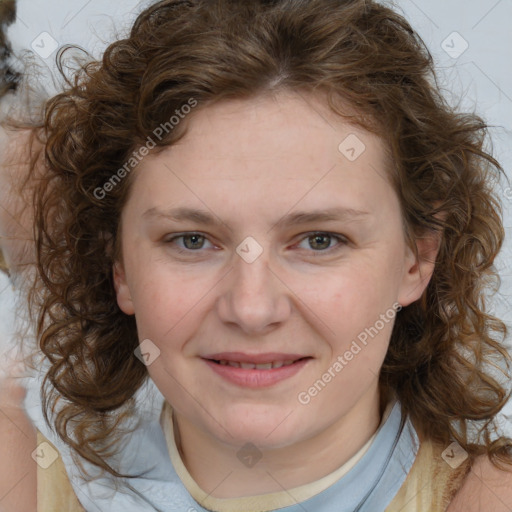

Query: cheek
307,260,398,359
129,267,214,344
311,260,394,321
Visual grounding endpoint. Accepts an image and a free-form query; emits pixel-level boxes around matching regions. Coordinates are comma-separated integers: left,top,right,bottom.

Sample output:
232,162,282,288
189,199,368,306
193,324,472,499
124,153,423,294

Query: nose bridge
217,237,289,333
234,245,272,297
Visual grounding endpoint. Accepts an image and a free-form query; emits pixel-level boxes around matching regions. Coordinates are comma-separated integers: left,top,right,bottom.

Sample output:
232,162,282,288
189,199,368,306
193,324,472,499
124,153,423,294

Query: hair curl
28,0,512,479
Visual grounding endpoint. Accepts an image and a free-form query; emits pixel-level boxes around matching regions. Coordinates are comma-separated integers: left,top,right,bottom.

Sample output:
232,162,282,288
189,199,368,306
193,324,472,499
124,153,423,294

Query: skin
113,89,441,498
447,456,512,511
0,126,38,274
0,125,38,512
0,375,37,512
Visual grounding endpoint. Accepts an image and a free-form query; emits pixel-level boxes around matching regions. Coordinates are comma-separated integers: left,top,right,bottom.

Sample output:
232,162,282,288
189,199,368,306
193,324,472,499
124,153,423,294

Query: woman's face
114,90,435,450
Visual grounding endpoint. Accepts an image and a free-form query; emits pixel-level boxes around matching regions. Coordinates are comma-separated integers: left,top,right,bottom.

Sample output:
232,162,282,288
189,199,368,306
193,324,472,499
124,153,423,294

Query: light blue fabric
23,362,420,512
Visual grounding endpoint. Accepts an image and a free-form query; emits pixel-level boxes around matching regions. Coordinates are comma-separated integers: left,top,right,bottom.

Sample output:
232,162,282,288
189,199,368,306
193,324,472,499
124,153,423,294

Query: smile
212,359,300,369
202,356,312,388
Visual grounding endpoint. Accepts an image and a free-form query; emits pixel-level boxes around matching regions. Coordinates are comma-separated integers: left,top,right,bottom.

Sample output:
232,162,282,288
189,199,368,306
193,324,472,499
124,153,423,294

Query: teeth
255,363,273,370
216,359,300,369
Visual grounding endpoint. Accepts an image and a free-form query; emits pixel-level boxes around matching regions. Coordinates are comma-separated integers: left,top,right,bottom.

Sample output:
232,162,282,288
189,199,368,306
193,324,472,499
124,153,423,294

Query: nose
216,248,291,335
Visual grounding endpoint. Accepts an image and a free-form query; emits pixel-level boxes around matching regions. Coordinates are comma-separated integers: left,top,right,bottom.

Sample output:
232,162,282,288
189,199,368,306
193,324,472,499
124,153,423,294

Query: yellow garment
37,405,471,512
384,432,471,511
36,432,85,512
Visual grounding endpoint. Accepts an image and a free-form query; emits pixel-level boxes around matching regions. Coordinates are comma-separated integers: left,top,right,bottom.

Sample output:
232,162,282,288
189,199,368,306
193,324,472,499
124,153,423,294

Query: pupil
312,234,329,250
185,234,203,249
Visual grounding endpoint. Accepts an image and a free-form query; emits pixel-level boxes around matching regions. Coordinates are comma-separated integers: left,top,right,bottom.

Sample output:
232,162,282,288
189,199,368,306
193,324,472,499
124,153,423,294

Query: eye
163,231,348,257
164,233,214,252
294,232,348,255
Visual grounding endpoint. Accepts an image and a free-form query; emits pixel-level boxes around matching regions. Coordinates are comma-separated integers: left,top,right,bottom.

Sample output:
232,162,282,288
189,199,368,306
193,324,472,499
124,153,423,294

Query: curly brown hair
28,0,512,480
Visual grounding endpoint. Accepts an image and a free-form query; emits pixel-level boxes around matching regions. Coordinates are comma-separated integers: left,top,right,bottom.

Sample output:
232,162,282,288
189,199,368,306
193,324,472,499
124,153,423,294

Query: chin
210,406,305,449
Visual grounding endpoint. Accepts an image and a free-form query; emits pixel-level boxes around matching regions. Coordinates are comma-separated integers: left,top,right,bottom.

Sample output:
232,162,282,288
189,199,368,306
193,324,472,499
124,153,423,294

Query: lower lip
203,358,311,388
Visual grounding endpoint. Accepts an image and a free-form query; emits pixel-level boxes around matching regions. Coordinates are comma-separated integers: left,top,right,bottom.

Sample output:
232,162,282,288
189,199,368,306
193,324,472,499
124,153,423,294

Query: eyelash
163,231,349,257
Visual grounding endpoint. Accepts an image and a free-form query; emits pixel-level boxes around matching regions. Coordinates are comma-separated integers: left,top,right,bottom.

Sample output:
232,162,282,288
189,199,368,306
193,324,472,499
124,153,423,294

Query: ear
113,261,135,315
397,228,443,308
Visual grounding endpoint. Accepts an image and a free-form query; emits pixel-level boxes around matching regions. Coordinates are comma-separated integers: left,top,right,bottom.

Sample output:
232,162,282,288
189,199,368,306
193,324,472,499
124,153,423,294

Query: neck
173,385,384,498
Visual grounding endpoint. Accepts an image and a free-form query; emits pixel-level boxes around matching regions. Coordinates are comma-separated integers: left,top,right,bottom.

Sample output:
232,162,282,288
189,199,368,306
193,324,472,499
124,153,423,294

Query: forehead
129,91,397,222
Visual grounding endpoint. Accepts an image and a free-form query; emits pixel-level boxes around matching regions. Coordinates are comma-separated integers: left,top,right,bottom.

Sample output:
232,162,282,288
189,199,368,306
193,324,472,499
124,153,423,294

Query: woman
2,0,512,510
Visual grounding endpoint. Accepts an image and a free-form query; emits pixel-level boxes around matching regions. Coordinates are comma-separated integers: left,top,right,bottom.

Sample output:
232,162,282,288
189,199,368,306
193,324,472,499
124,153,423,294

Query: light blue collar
24,370,419,512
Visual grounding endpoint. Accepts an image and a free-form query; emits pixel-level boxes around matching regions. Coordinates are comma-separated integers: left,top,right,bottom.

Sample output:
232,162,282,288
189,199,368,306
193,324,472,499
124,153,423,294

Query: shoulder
447,453,512,512
0,373,37,511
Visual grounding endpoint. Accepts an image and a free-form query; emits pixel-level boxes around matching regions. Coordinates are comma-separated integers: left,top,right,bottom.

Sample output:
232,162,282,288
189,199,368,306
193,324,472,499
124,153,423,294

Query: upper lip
202,352,309,364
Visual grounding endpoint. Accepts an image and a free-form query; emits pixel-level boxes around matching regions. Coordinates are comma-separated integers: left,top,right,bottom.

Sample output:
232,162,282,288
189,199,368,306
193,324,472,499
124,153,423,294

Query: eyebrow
142,206,371,231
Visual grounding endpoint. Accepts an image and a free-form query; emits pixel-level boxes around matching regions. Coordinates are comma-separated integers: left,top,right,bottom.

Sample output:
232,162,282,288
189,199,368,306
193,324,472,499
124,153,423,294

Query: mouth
201,353,312,388
207,357,309,369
